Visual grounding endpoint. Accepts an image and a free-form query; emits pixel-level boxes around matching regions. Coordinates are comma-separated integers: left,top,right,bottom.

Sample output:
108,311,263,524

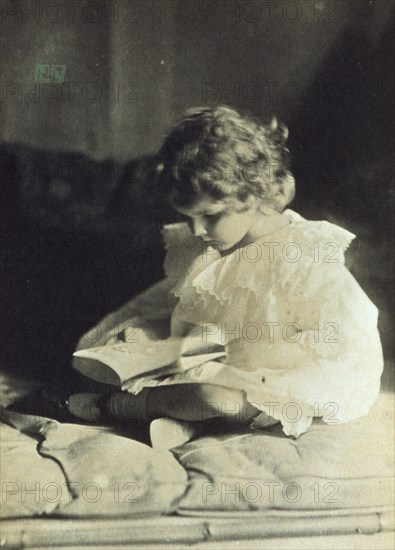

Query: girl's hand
76,315,153,351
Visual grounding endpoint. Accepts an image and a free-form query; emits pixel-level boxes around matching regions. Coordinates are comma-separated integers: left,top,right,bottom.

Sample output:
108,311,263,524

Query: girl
68,106,383,439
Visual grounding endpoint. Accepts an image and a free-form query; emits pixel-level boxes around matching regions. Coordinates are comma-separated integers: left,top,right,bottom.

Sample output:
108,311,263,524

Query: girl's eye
204,213,222,221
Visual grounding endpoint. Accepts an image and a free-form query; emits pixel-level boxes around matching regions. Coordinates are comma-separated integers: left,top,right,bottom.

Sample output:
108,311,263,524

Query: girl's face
175,196,258,251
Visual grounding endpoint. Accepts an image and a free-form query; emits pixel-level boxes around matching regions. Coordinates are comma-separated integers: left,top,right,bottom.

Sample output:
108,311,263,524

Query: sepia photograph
1,0,394,548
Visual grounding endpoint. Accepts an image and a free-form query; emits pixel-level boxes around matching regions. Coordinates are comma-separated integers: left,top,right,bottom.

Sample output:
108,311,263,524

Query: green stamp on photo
35,64,67,84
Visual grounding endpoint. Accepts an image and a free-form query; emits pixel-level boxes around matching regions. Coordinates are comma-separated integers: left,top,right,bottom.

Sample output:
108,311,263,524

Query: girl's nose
191,218,206,237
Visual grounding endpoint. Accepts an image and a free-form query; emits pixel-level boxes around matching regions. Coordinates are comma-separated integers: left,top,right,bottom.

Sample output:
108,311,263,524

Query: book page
73,338,186,384
73,337,225,385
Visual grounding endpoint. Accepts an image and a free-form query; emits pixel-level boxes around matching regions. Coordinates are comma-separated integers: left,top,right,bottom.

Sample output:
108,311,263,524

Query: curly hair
156,105,295,212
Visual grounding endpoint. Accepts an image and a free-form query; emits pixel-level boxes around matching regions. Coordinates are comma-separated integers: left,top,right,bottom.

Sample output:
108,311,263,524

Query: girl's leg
68,384,260,426
146,384,260,425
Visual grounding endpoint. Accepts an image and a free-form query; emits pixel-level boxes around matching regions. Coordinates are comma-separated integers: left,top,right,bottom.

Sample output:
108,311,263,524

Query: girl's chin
207,240,240,252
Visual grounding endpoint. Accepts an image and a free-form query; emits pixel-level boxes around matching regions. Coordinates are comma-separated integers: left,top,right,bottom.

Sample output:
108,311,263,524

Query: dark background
0,0,393,392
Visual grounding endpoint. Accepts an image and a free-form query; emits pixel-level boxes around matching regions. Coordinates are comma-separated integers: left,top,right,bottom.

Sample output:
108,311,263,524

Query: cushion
1,392,393,518
0,422,69,518
172,393,394,512
1,410,188,518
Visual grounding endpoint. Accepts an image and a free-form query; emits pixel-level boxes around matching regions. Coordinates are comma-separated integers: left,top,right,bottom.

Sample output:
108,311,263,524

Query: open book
73,336,226,387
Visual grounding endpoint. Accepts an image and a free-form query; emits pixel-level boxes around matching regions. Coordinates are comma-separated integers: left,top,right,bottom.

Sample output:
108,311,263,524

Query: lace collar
163,210,356,296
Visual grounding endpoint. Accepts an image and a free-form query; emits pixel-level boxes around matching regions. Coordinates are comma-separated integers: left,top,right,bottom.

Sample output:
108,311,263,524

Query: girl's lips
200,237,223,248
205,240,223,249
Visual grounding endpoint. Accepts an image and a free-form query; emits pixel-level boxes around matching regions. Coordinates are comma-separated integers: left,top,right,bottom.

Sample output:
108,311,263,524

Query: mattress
1,380,393,547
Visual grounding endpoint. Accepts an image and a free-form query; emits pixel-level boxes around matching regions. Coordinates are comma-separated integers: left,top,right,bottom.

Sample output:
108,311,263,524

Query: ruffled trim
282,209,356,253
171,211,356,329
250,408,314,438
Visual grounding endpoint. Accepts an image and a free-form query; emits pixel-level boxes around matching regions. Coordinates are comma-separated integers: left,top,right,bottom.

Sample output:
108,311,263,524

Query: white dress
121,209,384,437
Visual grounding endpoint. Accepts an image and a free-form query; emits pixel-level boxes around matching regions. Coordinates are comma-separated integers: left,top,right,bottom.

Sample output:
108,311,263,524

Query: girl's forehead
175,199,227,217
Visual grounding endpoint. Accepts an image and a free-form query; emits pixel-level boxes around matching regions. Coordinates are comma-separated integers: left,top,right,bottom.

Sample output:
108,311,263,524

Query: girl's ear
273,174,295,211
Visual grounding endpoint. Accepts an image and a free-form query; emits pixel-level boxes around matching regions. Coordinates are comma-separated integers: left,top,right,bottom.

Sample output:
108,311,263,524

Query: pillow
38,420,188,517
1,423,70,518
1,410,188,518
173,393,394,512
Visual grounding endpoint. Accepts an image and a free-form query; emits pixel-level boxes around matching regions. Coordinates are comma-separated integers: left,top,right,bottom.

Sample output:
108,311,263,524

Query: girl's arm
76,222,199,352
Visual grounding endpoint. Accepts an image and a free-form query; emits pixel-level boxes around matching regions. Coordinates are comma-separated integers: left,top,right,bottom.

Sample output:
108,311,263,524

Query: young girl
68,106,384,439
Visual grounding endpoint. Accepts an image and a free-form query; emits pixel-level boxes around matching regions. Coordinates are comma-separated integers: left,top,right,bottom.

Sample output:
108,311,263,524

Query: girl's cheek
213,219,232,237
